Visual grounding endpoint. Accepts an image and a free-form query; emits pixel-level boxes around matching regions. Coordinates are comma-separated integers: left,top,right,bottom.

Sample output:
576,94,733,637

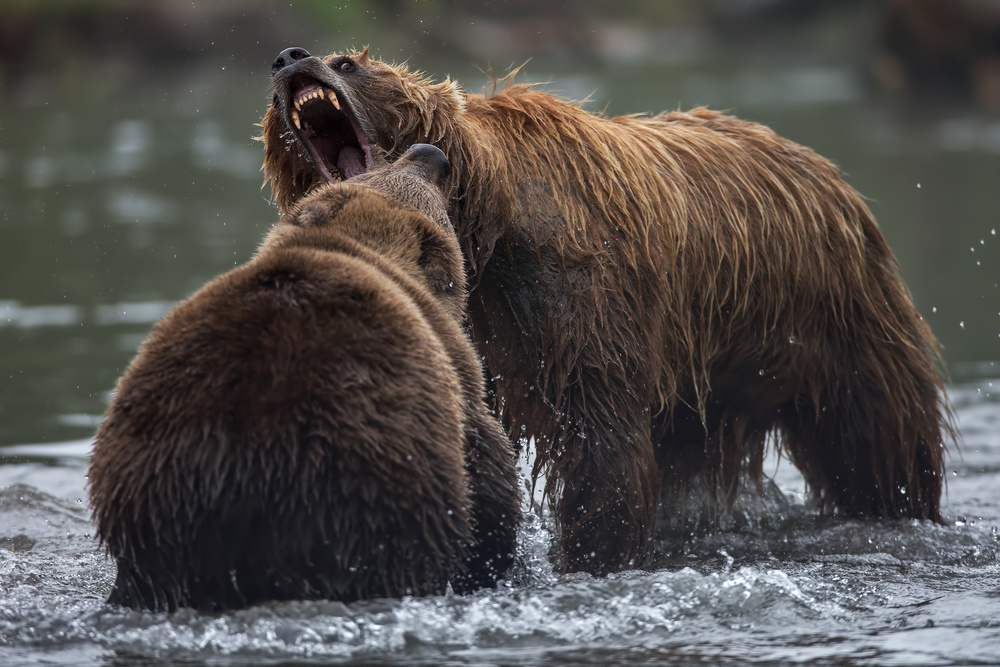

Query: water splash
0,381,997,665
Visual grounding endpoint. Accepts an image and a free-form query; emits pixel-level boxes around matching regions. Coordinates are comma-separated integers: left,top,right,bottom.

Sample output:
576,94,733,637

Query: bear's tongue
337,147,367,180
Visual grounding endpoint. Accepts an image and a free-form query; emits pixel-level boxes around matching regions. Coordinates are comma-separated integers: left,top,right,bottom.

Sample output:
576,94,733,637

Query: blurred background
1,0,998,449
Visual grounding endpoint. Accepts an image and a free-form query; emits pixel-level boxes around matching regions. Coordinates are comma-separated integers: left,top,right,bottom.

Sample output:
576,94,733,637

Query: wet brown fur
88,146,521,611
261,49,953,575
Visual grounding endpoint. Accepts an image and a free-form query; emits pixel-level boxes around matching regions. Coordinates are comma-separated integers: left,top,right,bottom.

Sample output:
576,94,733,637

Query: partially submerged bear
88,144,521,611
261,47,954,576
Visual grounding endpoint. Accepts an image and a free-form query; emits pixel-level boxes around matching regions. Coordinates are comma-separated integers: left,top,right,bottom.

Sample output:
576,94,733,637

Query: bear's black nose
402,144,451,187
272,47,312,76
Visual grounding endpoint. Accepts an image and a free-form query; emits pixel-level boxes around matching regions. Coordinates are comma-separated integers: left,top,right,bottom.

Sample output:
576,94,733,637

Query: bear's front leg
545,365,660,575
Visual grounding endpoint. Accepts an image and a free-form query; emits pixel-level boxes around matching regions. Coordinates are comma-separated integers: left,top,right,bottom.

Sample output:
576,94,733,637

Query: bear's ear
397,143,451,191
286,187,349,228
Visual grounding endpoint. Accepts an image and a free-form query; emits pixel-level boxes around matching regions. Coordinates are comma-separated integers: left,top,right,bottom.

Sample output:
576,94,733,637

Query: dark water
1,4,999,665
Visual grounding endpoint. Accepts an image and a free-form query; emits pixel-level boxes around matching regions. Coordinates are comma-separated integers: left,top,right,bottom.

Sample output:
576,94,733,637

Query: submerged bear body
262,49,952,575
89,145,521,611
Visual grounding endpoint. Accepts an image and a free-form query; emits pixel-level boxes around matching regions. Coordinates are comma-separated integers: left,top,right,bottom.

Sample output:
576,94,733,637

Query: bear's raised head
261,47,466,211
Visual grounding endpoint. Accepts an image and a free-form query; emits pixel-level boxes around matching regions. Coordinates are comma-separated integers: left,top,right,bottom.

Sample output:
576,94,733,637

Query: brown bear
88,144,521,612
261,47,953,576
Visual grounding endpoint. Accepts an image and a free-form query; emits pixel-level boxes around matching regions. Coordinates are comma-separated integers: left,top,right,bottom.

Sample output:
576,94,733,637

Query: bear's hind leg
779,352,948,521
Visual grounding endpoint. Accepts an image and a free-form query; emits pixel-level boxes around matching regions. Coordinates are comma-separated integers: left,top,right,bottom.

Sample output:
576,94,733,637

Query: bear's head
260,47,466,212
260,143,467,318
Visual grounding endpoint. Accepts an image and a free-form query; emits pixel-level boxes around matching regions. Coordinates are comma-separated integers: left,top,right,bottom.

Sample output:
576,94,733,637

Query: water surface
1,379,998,665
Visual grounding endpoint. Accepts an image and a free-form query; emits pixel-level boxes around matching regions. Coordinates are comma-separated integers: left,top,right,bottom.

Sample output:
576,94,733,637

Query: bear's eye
335,58,355,73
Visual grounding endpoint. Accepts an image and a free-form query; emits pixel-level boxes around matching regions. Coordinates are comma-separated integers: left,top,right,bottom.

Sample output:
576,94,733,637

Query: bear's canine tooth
328,90,341,110
291,108,301,130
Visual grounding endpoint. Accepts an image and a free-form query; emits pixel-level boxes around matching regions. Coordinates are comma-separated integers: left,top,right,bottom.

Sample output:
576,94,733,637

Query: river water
1,382,998,665
1,4,998,665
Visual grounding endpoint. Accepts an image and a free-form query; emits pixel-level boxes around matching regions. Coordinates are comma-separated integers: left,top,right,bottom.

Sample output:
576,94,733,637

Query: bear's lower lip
285,76,373,182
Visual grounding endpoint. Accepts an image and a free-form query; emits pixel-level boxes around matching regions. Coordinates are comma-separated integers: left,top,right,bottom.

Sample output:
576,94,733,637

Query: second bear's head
260,143,466,318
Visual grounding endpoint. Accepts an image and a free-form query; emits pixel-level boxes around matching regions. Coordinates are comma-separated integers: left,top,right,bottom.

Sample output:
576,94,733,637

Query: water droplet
960,321,965,329
788,335,797,344
759,369,766,376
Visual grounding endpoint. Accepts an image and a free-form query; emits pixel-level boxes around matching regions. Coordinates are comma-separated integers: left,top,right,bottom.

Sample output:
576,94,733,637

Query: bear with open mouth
261,47,953,576
88,144,521,612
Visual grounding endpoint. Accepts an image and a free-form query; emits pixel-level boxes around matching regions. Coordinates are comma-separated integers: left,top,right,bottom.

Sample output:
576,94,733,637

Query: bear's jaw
282,72,374,183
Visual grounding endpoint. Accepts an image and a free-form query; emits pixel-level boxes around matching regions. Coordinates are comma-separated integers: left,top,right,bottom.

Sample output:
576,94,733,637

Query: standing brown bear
261,47,953,576
88,144,521,612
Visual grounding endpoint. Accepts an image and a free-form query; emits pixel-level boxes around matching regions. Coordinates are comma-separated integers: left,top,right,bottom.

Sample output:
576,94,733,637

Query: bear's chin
284,72,374,183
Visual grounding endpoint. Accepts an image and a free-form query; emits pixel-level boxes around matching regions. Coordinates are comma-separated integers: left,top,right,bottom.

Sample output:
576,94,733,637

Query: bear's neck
428,91,541,277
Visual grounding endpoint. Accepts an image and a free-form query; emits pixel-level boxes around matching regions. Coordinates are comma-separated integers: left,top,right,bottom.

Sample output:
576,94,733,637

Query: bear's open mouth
286,74,374,183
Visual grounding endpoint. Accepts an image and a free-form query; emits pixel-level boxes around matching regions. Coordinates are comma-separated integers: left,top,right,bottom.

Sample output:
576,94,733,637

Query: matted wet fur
261,47,953,576
89,145,521,611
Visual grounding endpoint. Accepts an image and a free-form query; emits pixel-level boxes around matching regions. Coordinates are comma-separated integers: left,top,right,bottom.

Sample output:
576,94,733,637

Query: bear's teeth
328,90,340,111
294,88,326,110
291,108,301,130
